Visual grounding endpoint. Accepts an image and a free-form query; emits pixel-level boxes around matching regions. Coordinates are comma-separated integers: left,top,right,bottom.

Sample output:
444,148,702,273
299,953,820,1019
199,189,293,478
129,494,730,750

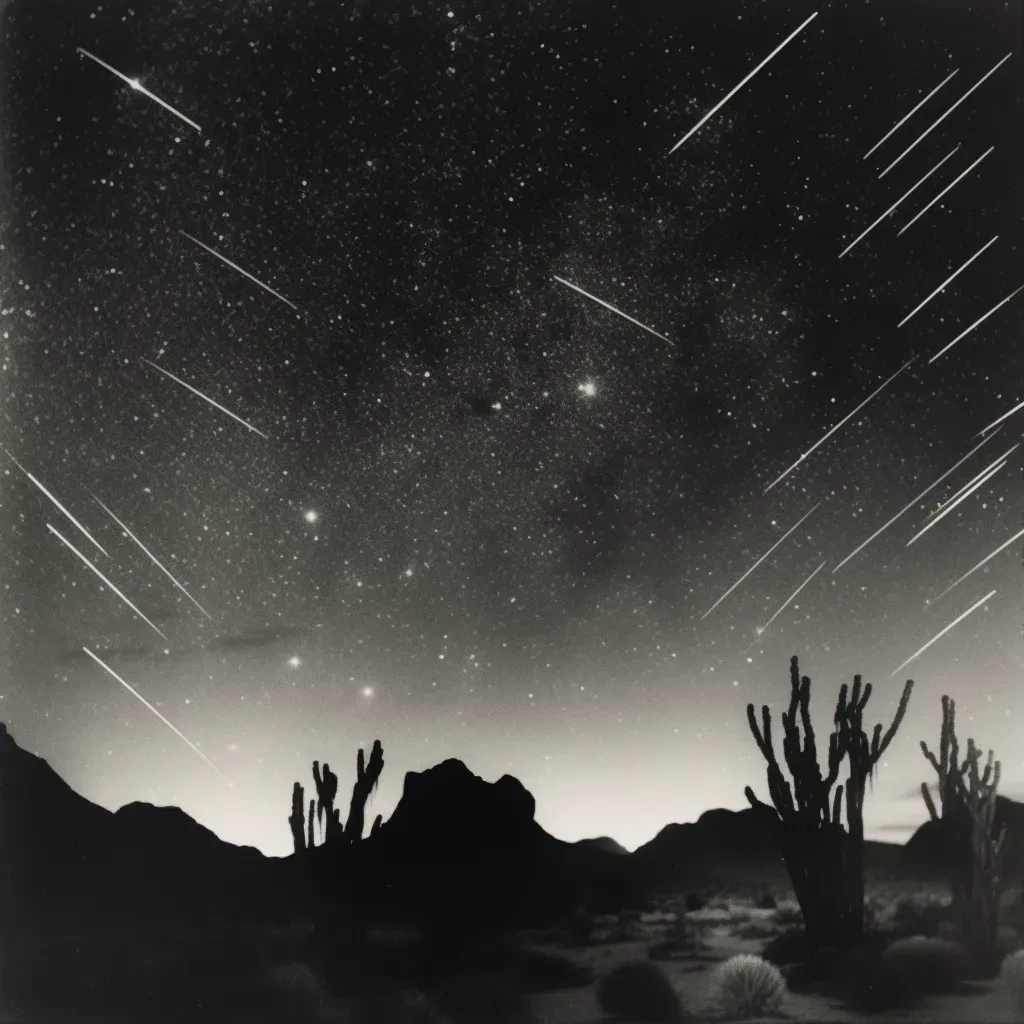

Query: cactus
345,739,384,844
745,656,913,945
313,760,343,846
306,798,315,850
289,782,306,854
920,696,1007,978
705,954,786,1020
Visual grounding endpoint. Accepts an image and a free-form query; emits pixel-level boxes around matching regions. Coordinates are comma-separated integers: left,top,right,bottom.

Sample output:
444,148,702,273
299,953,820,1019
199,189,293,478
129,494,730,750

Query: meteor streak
906,460,1009,547
898,236,998,327
862,70,958,160
141,358,270,439
93,495,213,620
82,647,233,786
839,146,959,258
764,358,915,493
879,53,1011,178
935,525,1024,601
700,503,821,621
898,148,994,236
977,398,1024,436
46,524,167,639
889,589,996,678
179,231,299,311
552,276,674,345
929,283,1024,364
831,430,1003,575
76,48,201,133
757,560,827,637
668,11,818,154
926,443,1019,520
3,449,109,557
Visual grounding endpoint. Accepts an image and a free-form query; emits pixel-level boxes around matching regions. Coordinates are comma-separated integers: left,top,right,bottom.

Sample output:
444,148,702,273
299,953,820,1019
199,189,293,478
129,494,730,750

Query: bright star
288,656,302,669
304,510,318,524
361,686,374,698
578,381,597,397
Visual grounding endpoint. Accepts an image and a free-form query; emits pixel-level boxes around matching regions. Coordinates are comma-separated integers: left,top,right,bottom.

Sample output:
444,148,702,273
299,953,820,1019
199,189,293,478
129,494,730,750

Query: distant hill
575,836,630,857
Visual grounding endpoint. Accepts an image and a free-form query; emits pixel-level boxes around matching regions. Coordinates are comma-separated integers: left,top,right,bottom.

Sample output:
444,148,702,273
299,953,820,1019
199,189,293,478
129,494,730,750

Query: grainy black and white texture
0,0,1020,856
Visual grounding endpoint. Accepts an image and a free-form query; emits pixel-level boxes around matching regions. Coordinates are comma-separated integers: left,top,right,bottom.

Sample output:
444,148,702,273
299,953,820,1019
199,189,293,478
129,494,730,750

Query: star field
0,0,1021,856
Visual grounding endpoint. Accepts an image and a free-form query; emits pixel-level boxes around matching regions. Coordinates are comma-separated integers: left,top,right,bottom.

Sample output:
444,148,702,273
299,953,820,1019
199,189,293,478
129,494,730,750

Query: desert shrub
760,929,810,967
565,908,593,946
596,960,686,1021
1001,948,1024,1016
430,969,535,1024
734,921,778,941
772,904,803,928
513,949,593,992
683,892,705,913
705,954,786,1020
883,936,970,995
891,896,949,937
831,944,920,1013
755,892,777,911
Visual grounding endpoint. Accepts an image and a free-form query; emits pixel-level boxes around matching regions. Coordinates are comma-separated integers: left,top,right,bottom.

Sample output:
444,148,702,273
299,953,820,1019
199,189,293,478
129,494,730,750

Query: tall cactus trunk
289,782,306,855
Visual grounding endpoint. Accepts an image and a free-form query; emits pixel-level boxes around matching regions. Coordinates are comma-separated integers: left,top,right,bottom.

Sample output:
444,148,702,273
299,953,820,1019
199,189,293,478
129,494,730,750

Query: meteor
82,647,233,786
977,397,1024,436
879,53,1011,178
756,560,827,638
700,503,820,621
898,236,998,328
76,48,201,133
179,231,299,312
552,275,674,345
839,146,959,258
764,358,915,493
862,70,958,160
831,430,1003,575
898,148,994,236
935,525,1024,601
668,11,818,154
93,495,213,620
906,460,1009,547
929,283,1024,364
3,449,108,557
46,524,167,639
889,589,996,678
141,358,270,439
926,443,1019,521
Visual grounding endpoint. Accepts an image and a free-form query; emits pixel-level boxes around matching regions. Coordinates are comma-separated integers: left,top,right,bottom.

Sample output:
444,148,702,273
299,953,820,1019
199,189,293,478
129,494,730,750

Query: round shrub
705,954,785,1020
1001,948,1024,1016
683,892,705,913
755,892,777,911
831,944,919,1013
883,936,970,995
596,960,686,1021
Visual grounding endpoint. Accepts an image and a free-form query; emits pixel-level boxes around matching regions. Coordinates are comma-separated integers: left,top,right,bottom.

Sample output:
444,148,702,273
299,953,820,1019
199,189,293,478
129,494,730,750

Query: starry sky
1,0,1022,859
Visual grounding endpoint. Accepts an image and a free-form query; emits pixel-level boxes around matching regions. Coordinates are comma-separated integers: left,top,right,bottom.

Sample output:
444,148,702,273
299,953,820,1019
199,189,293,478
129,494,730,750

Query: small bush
891,896,949,937
883,936,970,995
683,893,705,913
596,960,686,1021
772,904,803,928
734,921,778,941
513,949,593,992
833,944,920,1013
705,954,785,1020
1001,948,1024,1017
760,929,810,967
755,892,777,911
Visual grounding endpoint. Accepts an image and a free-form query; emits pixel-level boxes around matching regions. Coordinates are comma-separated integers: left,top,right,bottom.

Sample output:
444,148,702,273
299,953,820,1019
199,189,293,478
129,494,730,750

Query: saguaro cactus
306,798,315,850
745,656,912,945
313,760,343,846
345,739,384,844
920,695,1007,978
289,782,306,854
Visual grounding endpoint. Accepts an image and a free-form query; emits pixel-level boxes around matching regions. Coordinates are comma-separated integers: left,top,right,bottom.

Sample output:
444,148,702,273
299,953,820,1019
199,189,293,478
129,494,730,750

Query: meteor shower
1,0,1023,1021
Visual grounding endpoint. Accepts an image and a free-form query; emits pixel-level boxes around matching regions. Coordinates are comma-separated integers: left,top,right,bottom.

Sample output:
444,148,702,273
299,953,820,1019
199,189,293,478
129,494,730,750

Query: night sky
1,0,1021,859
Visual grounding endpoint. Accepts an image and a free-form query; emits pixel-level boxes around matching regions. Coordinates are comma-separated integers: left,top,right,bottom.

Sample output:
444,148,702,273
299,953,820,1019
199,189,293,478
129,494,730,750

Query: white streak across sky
978,397,1024,437
552,275,674,345
700,503,820,621
930,283,1024,364
82,647,233,786
839,146,960,258
898,235,998,328
879,53,1011,178
925,443,1019,522
76,48,202,133
46,523,167,639
898,148,994,237
668,11,818,154
754,559,827,641
93,495,213,620
862,69,958,160
140,358,271,439
830,430,1002,575
764,358,916,493
889,589,997,678
178,231,299,312
3,448,109,557
906,456,1012,547
935,525,1024,601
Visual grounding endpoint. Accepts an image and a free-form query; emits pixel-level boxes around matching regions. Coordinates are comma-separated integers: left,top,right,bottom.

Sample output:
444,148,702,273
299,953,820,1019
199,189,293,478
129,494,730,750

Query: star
578,381,597,397
361,686,374,698
304,510,319,524
288,656,302,669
